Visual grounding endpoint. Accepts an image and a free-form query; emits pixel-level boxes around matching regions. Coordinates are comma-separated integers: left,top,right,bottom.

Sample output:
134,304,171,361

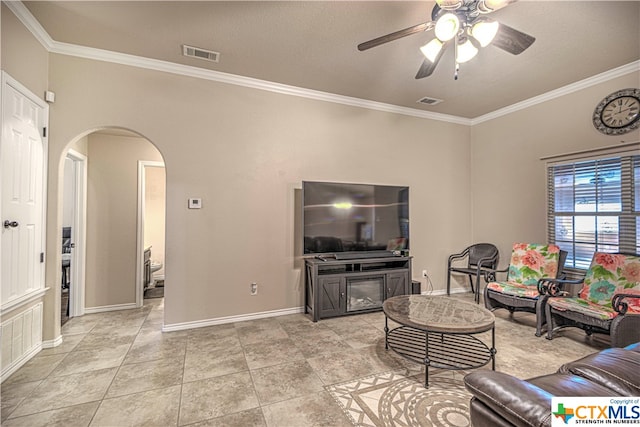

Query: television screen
303,181,409,255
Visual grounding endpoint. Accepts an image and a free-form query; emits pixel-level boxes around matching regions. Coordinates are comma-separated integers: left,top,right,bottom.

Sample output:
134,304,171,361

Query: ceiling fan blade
415,45,446,79
358,21,434,51
415,59,438,79
491,23,535,55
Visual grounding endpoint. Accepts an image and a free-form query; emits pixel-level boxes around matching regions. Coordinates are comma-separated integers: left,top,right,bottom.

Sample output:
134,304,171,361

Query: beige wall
470,73,640,267
44,54,471,327
69,135,88,156
1,4,48,99
85,133,162,308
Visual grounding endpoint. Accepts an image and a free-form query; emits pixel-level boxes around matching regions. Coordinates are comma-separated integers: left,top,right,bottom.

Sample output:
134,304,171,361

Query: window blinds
547,154,639,269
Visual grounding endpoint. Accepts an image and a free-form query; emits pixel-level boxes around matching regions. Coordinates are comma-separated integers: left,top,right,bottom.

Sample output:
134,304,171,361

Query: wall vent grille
182,45,220,63
416,96,443,106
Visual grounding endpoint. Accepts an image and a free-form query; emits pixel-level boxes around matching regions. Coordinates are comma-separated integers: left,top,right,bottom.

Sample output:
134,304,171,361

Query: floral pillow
579,252,640,310
507,243,561,285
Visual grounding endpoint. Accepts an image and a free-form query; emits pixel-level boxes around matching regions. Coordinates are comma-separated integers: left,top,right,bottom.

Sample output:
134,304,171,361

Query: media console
304,255,412,322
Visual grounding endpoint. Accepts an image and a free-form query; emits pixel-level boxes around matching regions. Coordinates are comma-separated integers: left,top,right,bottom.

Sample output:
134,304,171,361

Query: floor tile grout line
2,319,102,420
78,304,153,426
2,294,612,426
4,400,104,424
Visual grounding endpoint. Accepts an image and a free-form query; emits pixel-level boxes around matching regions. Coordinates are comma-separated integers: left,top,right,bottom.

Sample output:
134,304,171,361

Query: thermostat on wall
188,198,202,209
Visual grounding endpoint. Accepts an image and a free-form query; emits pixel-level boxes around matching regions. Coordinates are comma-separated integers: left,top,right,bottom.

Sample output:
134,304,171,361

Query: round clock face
593,89,640,135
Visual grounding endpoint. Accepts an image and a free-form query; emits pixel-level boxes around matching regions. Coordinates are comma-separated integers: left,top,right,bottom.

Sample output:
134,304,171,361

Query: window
547,153,640,270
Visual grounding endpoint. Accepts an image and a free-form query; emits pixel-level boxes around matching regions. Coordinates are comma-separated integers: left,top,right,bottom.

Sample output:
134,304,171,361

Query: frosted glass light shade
434,13,460,41
435,0,462,10
478,0,511,12
420,39,443,62
471,20,500,47
456,39,478,63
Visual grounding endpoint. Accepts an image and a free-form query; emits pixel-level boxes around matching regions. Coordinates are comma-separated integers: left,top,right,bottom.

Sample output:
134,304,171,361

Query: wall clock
592,88,640,136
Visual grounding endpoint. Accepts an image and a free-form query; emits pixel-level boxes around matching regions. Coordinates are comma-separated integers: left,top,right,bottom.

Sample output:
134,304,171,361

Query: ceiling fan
357,0,535,80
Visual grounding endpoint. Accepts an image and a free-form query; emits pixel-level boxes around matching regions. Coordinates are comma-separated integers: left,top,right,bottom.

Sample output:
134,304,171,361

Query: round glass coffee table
383,294,496,387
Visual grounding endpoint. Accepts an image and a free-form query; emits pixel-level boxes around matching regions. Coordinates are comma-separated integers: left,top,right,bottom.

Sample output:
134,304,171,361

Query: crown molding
470,60,640,125
4,0,470,125
5,0,638,126
50,39,473,125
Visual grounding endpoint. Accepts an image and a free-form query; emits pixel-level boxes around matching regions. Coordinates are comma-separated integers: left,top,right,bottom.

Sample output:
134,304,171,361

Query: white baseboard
42,335,63,348
1,344,42,383
161,291,477,332
85,303,137,314
419,288,471,296
162,306,305,332
441,287,473,295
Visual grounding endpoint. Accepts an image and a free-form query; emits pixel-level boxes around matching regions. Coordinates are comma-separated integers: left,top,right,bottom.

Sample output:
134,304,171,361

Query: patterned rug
326,368,471,427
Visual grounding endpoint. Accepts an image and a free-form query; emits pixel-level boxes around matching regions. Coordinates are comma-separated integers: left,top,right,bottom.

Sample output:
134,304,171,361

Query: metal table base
384,317,496,387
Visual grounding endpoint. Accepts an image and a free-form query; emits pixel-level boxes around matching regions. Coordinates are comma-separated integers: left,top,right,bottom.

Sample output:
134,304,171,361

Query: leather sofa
464,342,640,427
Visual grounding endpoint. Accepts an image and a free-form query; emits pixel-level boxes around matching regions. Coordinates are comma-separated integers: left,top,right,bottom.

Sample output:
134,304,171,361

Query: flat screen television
303,181,409,257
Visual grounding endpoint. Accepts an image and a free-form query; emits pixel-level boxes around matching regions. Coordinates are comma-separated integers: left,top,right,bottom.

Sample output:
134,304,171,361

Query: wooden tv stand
304,255,412,322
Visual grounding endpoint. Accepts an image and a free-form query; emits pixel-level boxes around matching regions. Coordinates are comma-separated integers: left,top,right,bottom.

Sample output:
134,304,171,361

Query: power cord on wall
423,273,434,294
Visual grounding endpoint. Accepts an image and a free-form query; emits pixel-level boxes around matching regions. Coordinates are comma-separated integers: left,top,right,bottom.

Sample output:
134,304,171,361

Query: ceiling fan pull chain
454,34,460,80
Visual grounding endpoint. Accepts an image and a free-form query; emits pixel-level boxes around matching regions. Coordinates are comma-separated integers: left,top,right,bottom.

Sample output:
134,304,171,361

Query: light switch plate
188,198,202,209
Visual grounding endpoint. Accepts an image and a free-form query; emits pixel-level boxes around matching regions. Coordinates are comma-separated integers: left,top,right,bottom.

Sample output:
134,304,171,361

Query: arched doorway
60,128,165,321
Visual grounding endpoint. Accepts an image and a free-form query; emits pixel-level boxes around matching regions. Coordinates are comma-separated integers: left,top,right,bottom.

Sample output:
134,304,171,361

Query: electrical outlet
250,282,258,295
422,270,428,277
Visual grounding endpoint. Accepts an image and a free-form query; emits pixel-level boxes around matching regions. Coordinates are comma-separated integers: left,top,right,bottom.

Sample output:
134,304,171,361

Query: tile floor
1,294,608,426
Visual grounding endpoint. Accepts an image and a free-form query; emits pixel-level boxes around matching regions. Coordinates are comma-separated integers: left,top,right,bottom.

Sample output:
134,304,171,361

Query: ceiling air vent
416,96,443,106
182,45,220,63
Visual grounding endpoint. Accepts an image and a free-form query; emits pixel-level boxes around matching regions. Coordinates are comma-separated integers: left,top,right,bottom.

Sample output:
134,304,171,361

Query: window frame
546,148,639,271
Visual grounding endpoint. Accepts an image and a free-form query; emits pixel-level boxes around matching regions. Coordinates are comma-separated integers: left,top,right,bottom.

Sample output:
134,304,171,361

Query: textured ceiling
22,1,640,119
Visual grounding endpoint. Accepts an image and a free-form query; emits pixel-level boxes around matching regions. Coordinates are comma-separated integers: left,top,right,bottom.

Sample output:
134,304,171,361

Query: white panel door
1,76,47,307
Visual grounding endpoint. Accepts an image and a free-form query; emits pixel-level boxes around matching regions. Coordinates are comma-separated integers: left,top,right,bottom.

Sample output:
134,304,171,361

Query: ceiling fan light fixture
434,13,460,42
435,0,463,10
420,39,443,62
456,38,478,63
477,0,513,13
470,20,500,47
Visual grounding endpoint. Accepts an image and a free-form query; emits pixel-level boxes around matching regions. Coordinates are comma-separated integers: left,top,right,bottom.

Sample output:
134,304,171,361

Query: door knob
3,220,19,229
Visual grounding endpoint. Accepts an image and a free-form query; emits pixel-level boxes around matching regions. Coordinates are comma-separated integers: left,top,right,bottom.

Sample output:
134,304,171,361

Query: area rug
326,368,471,427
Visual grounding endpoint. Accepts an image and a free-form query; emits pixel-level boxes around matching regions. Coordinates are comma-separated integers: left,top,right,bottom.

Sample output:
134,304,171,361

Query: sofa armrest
559,347,640,394
464,371,552,427
625,342,640,353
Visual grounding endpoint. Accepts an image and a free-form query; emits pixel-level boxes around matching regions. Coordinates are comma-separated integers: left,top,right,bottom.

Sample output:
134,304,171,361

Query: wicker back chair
446,243,499,303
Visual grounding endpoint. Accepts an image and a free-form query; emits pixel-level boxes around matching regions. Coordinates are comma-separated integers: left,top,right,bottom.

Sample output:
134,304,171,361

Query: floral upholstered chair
545,252,640,347
483,243,567,336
